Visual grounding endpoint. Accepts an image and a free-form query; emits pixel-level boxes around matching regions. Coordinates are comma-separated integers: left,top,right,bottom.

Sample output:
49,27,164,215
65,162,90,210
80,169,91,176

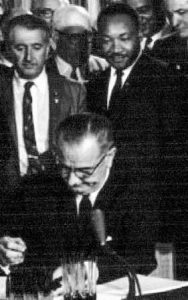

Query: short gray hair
56,113,114,154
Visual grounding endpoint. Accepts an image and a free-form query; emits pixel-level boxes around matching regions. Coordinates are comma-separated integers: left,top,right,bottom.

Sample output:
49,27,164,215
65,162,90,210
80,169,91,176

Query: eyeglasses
55,30,93,44
59,153,108,180
32,8,54,18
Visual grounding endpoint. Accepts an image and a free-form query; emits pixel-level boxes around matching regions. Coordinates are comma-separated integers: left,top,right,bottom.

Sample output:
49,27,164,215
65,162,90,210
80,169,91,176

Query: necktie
108,69,123,113
70,66,78,80
79,195,92,233
23,81,40,175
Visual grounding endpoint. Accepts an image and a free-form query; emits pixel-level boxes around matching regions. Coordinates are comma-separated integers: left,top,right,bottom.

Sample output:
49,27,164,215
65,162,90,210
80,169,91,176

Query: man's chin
109,59,129,70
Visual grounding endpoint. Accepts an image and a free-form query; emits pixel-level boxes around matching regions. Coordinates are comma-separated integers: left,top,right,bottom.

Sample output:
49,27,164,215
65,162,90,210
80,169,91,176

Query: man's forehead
10,26,47,42
165,0,188,11
100,14,137,33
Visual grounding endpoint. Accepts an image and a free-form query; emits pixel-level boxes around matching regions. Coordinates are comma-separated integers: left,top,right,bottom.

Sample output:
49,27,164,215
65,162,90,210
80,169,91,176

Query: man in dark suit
50,113,157,297
126,0,170,50
0,113,157,295
147,0,188,75
87,2,173,226
0,14,86,273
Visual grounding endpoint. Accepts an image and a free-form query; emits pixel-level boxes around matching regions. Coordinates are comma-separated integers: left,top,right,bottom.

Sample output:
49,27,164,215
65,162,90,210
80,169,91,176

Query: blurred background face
9,26,49,79
32,0,62,27
58,135,113,195
165,0,188,39
99,14,140,70
0,0,4,15
127,0,156,37
56,26,92,67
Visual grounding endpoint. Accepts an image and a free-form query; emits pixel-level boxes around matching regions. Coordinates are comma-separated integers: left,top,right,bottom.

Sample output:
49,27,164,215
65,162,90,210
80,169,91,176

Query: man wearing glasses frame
0,113,157,294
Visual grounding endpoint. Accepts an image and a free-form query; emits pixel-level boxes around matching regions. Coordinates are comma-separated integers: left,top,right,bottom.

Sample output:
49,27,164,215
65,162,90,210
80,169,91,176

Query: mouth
110,55,127,63
22,63,36,69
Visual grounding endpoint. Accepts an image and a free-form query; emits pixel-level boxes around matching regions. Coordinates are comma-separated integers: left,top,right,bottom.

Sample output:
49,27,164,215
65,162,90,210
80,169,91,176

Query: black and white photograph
0,0,187,299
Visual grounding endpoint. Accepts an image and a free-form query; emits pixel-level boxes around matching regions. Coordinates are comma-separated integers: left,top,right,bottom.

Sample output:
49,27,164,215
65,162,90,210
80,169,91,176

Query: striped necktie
23,81,40,175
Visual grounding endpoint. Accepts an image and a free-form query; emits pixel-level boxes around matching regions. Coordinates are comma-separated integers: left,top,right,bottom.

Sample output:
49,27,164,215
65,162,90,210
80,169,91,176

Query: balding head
53,4,91,32
53,5,92,67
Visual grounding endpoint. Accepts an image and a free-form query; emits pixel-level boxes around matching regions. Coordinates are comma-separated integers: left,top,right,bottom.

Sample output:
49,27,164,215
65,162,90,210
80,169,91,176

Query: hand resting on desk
0,236,27,266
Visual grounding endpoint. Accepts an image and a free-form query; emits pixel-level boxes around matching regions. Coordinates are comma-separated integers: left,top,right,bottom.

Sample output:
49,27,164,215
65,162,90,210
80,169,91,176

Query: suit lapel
4,72,19,152
48,73,62,147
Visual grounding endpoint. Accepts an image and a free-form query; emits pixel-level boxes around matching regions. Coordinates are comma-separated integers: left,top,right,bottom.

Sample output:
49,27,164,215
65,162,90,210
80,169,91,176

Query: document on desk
97,275,188,300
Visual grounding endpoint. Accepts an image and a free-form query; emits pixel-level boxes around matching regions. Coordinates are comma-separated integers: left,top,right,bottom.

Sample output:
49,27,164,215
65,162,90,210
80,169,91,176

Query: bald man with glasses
0,113,157,294
54,113,157,281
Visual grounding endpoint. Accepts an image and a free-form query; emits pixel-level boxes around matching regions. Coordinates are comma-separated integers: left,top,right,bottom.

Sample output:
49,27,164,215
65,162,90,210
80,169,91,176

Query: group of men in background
0,0,187,296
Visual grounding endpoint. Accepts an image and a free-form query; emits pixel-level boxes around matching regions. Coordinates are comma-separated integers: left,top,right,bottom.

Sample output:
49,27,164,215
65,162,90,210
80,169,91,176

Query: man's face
99,14,140,70
127,0,155,37
165,0,188,39
58,135,115,195
0,0,4,15
56,26,92,67
9,26,49,79
32,0,61,26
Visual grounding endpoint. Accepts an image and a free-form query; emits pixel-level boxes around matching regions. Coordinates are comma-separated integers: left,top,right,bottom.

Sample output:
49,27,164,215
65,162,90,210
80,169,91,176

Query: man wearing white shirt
46,4,109,84
0,14,86,274
87,4,178,271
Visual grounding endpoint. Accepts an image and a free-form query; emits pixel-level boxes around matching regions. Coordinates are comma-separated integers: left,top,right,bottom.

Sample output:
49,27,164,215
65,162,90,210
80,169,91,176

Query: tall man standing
87,3,180,253
0,14,85,273
46,4,108,83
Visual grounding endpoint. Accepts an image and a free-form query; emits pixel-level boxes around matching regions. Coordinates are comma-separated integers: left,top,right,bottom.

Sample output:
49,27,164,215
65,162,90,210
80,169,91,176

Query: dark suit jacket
87,54,184,244
0,67,86,195
1,168,156,290
46,55,94,82
146,34,188,75
87,54,168,193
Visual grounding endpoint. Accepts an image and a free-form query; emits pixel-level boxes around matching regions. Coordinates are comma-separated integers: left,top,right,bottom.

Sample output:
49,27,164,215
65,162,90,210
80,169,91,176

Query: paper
97,275,188,300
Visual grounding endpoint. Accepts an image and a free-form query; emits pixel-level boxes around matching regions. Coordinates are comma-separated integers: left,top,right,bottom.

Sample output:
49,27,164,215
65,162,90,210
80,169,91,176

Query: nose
67,171,81,187
112,39,122,53
24,47,32,62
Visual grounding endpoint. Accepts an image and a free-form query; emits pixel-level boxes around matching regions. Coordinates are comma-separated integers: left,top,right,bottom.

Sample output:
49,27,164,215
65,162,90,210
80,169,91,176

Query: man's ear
106,146,117,168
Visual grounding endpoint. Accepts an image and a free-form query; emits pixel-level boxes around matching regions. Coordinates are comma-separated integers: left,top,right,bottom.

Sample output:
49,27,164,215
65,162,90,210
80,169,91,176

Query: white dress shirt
107,50,142,108
13,68,49,176
55,55,85,83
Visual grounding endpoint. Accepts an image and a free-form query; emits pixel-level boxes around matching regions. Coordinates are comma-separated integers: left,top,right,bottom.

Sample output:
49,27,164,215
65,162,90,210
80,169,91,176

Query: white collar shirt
55,55,86,83
13,68,49,176
107,50,142,108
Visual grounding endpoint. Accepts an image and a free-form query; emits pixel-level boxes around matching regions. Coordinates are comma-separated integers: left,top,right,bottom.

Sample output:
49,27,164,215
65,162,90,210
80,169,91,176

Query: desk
1,275,188,299
97,275,188,300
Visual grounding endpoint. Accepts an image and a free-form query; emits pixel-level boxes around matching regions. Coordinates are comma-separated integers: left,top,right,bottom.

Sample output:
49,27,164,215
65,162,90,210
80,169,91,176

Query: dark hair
56,113,114,154
6,14,50,42
97,3,139,32
152,0,166,33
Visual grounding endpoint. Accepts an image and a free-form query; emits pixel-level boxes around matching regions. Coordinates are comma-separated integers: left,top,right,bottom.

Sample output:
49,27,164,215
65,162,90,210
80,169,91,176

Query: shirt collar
55,55,72,75
13,67,47,88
